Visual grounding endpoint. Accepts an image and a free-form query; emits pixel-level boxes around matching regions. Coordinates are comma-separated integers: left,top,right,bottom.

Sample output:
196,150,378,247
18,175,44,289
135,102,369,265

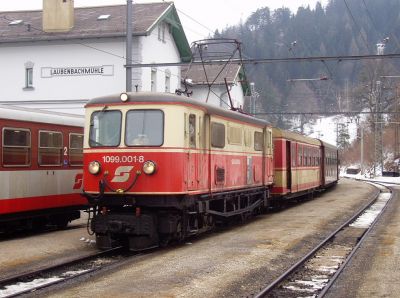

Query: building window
158,22,166,42
24,61,34,90
165,69,171,92
2,128,31,167
151,68,157,92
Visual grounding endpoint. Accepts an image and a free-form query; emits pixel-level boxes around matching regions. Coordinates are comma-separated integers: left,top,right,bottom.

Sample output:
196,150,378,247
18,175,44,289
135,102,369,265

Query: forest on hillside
214,0,400,129
212,0,400,170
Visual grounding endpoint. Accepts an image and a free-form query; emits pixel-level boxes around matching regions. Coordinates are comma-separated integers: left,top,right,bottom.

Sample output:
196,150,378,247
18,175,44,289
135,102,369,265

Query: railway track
254,181,393,297
0,246,126,298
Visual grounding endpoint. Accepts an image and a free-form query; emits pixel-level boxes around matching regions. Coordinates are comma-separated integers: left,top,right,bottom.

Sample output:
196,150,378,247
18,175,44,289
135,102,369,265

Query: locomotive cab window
89,110,122,147
254,132,263,151
211,122,225,148
69,133,83,166
39,131,62,166
2,128,31,166
125,110,164,146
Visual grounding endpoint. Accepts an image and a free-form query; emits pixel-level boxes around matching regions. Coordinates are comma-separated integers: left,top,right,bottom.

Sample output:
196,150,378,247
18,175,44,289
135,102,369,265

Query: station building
0,0,248,114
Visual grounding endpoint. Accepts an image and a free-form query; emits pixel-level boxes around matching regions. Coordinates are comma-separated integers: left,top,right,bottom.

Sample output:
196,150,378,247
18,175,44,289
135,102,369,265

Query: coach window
39,131,62,166
2,128,31,166
291,143,296,167
211,122,225,148
298,146,302,166
254,131,263,151
125,110,164,146
69,133,83,166
304,147,308,166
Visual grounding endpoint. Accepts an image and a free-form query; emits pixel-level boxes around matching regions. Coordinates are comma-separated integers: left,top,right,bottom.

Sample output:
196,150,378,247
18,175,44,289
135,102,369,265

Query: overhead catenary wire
361,0,400,53
126,53,400,68
343,0,372,54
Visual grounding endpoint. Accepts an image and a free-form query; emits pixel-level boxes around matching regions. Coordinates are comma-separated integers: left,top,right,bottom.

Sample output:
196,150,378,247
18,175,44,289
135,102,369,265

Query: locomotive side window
69,133,83,166
244,129,251,147
189,114,196,148
211,122,225,148
228,126,242,145
254,132,263,151
267,130,272,149
125,110,164,146
2,128,31,166
89,110,121,147
38,131,62,166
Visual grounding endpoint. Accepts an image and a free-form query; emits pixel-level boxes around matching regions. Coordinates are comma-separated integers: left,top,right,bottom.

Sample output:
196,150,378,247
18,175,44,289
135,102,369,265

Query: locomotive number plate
102,155,145,163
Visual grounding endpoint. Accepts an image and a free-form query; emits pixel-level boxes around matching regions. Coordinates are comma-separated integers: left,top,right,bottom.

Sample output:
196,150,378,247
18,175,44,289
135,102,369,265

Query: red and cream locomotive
0,105,86,232
83,92,338,251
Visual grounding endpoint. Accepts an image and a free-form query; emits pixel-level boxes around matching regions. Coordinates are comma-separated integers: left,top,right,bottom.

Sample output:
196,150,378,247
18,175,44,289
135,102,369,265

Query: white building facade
0,1,191,114
182,64,249,110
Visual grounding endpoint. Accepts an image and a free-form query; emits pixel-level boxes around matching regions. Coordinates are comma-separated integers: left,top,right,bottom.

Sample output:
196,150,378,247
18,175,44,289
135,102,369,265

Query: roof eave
0,31,149,44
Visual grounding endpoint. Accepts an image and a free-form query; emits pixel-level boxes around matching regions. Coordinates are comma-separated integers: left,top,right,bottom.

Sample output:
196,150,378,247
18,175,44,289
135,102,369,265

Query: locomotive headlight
143,160,156,175
120,92,129,102
88,160,101,175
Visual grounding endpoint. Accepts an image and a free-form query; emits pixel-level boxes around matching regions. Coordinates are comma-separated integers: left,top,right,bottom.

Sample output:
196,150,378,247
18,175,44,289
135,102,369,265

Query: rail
0,246,124,298
254,181,392,297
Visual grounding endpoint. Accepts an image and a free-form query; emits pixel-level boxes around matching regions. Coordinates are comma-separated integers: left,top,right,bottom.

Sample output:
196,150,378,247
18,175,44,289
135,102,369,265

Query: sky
0,0,328,43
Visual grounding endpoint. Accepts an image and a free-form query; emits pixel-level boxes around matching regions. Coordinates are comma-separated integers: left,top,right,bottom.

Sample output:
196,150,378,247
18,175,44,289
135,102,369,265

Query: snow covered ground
341,173,400,184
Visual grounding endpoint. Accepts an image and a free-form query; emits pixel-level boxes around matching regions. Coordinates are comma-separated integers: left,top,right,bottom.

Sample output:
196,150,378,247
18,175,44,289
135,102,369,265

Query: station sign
41,65,114,78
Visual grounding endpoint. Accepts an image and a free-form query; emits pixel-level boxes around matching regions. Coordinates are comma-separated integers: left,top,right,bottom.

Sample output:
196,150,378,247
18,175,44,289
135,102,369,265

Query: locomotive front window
2,128,31,167
125,110,164,146
89,110,122,147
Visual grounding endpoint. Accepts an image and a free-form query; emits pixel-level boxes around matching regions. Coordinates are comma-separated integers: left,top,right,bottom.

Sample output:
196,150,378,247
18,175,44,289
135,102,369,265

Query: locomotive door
286,141,292,192
187,114,199,190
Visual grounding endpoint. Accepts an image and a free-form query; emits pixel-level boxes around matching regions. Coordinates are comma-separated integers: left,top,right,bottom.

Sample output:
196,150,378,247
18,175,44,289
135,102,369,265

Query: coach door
187,114,199,190
291,142,298,192
286,141,292,192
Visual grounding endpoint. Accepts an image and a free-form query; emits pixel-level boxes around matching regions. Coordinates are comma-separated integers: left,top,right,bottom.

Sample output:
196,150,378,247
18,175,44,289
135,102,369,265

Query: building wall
139,23,181,93
190,84,245,110
0,22,182,114
0,39,128,103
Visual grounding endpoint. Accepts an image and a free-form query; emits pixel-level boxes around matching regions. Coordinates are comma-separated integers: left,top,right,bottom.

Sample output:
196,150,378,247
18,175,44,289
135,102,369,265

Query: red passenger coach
83,92,274,250
320,141,339,187
271,128,322,199
0,106,86,231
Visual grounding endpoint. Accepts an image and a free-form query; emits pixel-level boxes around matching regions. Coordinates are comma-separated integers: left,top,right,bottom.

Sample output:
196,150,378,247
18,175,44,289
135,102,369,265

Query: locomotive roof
272,127,321,146
0,105,84,127
86,92,270,127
